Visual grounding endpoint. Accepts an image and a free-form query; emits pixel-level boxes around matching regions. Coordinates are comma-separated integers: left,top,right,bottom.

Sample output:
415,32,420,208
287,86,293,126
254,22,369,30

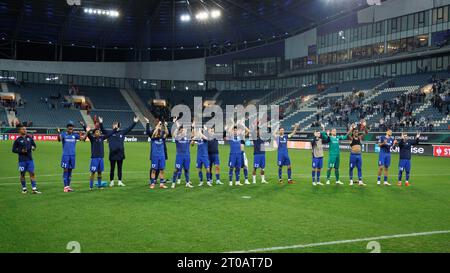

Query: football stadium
0,0,450,260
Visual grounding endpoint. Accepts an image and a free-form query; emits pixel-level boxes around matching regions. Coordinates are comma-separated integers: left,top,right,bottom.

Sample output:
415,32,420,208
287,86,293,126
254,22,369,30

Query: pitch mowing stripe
228,230,450,253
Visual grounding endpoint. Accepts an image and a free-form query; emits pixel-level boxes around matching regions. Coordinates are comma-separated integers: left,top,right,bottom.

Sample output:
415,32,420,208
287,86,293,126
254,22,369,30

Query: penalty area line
227,230,450,253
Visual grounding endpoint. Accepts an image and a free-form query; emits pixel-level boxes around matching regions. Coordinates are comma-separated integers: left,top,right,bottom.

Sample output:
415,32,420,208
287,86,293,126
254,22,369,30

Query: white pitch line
228,230,450,253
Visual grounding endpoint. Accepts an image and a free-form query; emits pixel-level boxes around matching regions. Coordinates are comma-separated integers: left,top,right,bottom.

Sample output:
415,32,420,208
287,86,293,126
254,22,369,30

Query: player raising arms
171,121,193,189
57,122,86,192
207,127,222,185
85,126,115,190
347,120,368,186
227,126,244,186
99,116,139,187
324,128,347,185
12,124,41,194
275,123,299,184
149,121,169,189
395,132,420,186
252,128,268,184
377,129,395,186
192,126,212,187
311,127,330,186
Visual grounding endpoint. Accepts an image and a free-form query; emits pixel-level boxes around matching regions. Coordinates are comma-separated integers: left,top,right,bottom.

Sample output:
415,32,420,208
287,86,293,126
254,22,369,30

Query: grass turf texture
0,141,449,253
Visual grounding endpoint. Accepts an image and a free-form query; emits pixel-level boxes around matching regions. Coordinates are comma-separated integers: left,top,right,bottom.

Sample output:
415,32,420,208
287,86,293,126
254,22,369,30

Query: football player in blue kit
377,129,395,186
207,127,223,185
395,132,420,187
85,126,115,190
149,121,169,189
275,123,299,184
192,127,212,187
57,122,86,192
227,126,245,186
12,124,41,194
171,124,194,189
252,128,268,184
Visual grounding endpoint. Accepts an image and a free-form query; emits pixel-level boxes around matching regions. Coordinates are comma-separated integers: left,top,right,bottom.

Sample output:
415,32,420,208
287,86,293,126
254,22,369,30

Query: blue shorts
278,153,291,166
208,154,220,166
151,156,166,170
61,155,76,169
175,154,190,170
312,157,323,169
253,154,266,169
399,159,411,172
228,153,242,168
18,160,35,173
196,156,210,169
378,152,391,168
350,153,362,169
90,158,104,173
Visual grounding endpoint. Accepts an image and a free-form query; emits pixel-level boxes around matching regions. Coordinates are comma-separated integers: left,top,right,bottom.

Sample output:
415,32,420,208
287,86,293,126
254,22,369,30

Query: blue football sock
184,170,190,182
20,179,26,189
398,170,403,181
150,178,155,185
357,168,362,180
160,178,165,184
68,169,73,186
349,168,354,180
31,180,36,189
177,171,182,180
278,167,282,179
287,168,292,180
312,171,316,182
215,173,220,181
229,169,233,181
198,171,203,182
406,171,410,181
63,171,68,187
377,176,381,181
172,170,179,183
316,171,321,182
97,177,102,186
243,168,248,179
235,168,241,181
384,176,388,182
90,179,93,188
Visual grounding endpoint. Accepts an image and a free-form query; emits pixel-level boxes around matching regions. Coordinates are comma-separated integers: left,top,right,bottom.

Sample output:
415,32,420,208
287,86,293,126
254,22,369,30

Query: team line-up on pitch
11,116,420,194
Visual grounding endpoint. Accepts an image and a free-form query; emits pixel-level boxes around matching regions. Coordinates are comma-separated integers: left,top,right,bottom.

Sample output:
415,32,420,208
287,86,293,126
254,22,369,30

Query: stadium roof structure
0,0,373,53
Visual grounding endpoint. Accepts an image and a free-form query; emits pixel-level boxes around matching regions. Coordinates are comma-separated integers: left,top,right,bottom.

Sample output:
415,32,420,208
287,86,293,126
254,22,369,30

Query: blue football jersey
175,137,190,156
60,132,80,156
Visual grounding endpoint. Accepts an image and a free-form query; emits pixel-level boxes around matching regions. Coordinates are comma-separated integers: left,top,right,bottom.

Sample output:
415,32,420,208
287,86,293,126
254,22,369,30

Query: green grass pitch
0,140,449,253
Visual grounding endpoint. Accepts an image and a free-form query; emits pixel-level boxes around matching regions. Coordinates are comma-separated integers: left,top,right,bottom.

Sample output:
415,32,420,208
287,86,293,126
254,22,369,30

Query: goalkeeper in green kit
322,128,346,185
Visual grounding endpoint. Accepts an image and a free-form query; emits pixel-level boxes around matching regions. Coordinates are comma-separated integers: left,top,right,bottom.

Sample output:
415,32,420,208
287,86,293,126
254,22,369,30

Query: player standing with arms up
227,126,244,186
396,132,420,186
193,127,212,187
311,128,330,186
207,127,222,185
324,128,346,185
171,124,193,189
275,123,299,184
99,116,138,187
86,127,115,190
348,120,368,186
252,128,268,184
149,121,168,189
377,129,395,186
12,124,41,194
57,122,85,192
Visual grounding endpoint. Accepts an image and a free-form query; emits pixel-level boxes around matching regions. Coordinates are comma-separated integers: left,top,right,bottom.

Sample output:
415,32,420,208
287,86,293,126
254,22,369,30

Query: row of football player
11,117,419,194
